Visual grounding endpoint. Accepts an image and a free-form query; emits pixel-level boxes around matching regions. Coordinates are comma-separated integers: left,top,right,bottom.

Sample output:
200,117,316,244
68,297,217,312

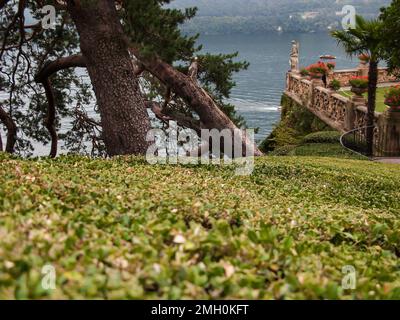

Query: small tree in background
0,0,253,157
331,15,383,156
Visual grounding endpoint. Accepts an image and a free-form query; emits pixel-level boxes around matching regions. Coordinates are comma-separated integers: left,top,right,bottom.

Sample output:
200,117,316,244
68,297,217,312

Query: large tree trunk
366,60,378,157
0,106,17,153
132,51,263,157
67,0,151,156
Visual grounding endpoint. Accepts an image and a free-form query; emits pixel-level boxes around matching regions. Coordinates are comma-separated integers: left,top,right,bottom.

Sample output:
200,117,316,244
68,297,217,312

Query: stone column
377,110,400,157
345,101,357,131
309,79,323,109
357,61,369,77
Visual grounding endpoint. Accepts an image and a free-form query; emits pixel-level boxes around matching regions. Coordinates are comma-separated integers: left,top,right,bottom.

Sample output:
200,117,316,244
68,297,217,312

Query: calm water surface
200,32,357,142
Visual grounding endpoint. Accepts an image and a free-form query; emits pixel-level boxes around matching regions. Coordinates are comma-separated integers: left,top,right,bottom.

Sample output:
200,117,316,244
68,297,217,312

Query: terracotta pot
358,54,370,64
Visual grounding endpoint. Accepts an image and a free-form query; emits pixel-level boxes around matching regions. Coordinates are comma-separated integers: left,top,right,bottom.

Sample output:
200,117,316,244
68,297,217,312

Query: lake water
199,32,358,142
1,32,359,155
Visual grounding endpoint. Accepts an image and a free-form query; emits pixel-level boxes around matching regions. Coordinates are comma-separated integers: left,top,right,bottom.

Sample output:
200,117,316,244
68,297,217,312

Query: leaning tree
0,0,261,157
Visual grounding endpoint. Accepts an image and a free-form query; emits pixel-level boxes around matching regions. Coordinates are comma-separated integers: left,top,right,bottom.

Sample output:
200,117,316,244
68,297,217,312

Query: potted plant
300,68,310,77
307,62,329,79
328,79,341,91
349,76,369,97
326,61,336,71
358,53,370,64
357,53,370,77
384,85,400,111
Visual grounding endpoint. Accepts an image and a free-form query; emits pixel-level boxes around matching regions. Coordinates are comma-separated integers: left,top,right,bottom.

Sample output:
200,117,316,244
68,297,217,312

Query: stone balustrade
285,71,400,157
286,73,355,132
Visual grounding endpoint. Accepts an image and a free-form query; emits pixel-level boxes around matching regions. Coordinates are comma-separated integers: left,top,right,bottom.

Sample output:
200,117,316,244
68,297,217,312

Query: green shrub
384,85,400,107
260,94,331,152
289,143,365,159
270,142,366,160
349,76,369,89
0,155,399,299
329,79,341,91
269,145,297,156
302,131,342,144
300,68,310,76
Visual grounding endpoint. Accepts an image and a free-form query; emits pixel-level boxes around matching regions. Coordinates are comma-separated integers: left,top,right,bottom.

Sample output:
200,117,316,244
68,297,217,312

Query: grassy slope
0,153,399,300
340,88,389,113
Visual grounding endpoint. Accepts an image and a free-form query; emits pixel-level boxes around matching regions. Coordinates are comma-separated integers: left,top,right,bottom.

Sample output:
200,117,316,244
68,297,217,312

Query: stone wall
327,67,397,87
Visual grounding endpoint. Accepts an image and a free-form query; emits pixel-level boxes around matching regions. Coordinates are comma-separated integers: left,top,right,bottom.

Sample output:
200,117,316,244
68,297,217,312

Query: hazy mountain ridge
169,0,391,34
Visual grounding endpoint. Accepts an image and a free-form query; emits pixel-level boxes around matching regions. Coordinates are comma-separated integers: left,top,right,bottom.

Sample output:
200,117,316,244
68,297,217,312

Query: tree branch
145,100,203,135
0,0,10,10
35,54,87,81
129,47,262,156
35,54,87,157
42,78,57,158
0,105,17,153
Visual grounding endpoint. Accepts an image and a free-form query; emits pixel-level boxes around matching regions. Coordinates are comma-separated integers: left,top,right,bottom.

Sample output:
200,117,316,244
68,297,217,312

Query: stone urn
351,86,367,96
358,59,368,68
358,54,370,77
310,72,324,86
310,72,323,79
351,86,367,105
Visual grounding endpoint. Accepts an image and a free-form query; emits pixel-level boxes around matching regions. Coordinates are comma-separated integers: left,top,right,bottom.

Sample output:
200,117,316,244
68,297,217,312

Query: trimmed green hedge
302,131,342,144
0,154,399,299
259,93,331,153
271,143,365,159
269,145,297,156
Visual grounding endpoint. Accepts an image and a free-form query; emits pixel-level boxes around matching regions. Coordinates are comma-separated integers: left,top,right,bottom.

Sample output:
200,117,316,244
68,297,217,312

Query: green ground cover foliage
0,153,399,299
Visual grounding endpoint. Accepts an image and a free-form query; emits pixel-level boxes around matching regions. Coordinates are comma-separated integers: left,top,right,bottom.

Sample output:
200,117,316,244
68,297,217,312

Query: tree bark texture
67,0,151,156
0,105,17,153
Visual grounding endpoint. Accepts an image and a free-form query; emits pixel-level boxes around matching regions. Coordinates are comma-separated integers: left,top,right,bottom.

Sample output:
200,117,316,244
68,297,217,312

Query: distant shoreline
187,30,333,37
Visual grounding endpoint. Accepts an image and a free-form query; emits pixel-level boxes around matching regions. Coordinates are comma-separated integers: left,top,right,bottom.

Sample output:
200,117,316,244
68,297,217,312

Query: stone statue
188,56,199,83
289,40,299,73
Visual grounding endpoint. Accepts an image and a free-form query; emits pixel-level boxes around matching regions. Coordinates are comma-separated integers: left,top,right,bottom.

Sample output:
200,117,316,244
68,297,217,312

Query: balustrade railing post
345,101,356,131
309,79,323,109
378,110,400,157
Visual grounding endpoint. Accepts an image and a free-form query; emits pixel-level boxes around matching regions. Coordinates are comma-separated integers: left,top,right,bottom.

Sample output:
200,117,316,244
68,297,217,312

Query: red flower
384,86,400,107
306,62,329,75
